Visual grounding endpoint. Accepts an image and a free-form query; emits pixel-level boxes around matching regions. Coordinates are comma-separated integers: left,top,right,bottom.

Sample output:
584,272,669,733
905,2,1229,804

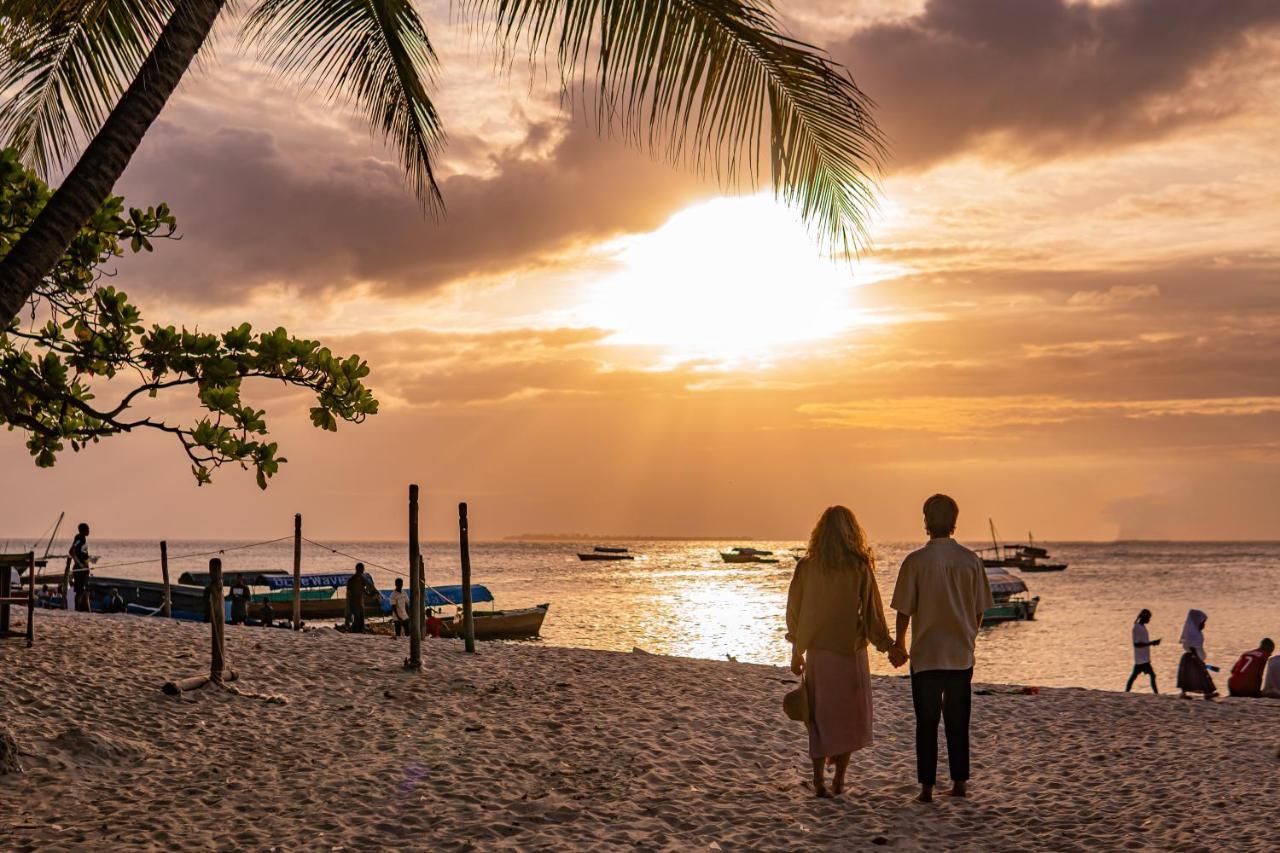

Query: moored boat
719,547,779,564
982,567,1040,625
370,584,548,640
578,552,634,561
979,521,1067,572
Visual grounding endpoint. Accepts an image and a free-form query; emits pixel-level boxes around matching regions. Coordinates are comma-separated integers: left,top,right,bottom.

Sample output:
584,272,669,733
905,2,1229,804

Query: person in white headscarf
1176,609,1218,700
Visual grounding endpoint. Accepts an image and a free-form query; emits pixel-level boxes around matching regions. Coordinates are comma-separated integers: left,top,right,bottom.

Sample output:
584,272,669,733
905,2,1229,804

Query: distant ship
719,547,779,564
578,547,634,561
978,520,1067,573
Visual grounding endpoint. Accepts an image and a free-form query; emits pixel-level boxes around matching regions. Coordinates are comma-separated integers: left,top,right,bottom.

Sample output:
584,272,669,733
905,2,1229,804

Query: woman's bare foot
814,786,834,798
915,784,934,803
833,753,851,794
942,780,968,798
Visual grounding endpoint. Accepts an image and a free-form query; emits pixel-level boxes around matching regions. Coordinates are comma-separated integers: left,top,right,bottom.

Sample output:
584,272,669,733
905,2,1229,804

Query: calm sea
17,537,1278,692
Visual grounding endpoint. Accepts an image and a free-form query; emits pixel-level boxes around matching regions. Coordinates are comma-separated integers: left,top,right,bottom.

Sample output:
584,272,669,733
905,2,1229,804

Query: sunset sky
4,0,1280,543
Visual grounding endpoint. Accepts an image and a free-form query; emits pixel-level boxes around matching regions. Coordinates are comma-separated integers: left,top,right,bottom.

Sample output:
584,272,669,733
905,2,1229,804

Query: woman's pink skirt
805,646,873,759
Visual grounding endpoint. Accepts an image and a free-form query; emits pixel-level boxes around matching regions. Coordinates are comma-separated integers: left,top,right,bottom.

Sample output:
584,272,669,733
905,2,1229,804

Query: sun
572,194,897,367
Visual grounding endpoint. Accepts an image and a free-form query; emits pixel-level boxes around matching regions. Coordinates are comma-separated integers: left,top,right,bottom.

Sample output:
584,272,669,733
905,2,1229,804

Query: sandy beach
2,610,1278,852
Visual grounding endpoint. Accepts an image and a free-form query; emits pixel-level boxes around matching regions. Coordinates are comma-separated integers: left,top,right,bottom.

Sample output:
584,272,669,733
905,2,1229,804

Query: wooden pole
61,556,72,611
406,484,422,671
459,502,475,654
292,513,302,630
160,541,172,618
208,558,227,681
26,552,34,646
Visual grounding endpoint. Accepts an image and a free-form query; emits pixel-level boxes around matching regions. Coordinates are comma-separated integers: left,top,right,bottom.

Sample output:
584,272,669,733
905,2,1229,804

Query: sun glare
574,195,898,367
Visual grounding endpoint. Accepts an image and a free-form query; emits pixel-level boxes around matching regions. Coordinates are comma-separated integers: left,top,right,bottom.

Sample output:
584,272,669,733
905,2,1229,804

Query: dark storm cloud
837,0,1280,168
112,112,713,305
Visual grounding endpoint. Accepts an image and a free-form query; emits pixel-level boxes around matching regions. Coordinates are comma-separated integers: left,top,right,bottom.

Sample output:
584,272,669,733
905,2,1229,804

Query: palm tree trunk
0,0,226,322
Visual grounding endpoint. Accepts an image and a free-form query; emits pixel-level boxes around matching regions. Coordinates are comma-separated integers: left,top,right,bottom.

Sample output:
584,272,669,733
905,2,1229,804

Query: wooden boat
978,521,1066,572
982,567,1039,625
87,575,208,621
719,549,779,564
593,546,629,554
368,584,548,640
178,570,386,622
578,552,634,561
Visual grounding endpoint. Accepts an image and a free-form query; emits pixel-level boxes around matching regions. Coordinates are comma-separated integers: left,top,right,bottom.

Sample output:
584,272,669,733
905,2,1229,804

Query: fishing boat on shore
979,520,1067,572
370,583,548,640
719,547,779,564
982,567,1040,625
178,570,385,622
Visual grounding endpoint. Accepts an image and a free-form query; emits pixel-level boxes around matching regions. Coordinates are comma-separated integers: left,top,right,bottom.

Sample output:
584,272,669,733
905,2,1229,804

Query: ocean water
21,537,1279,692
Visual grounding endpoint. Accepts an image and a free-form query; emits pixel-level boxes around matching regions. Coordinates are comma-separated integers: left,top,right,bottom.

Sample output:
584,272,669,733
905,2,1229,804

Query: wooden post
292,513,302,630
459,502,475,654
208,558,227,681
61,556,72,611
160,541,172,618
26,552,34,647
406,484,422,671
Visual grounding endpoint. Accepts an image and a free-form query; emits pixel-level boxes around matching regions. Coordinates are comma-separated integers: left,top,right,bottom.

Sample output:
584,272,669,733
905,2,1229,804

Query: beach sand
2,610,1278,851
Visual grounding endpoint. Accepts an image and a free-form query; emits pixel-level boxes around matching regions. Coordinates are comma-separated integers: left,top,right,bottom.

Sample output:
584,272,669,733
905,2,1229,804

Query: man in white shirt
1125,608,1160,693
891,494,994,804
389,577,411,638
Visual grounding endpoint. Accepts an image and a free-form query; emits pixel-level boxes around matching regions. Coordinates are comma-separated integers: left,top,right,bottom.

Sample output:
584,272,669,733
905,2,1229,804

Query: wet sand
2,609,1278,851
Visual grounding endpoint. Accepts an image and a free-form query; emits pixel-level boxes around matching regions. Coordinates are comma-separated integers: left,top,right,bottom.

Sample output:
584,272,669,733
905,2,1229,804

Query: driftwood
162,557,237,695
0,728,21,775
161,669,240,696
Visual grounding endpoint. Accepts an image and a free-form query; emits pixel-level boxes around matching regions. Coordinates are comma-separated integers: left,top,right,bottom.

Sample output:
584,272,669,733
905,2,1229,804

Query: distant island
504,533,768,542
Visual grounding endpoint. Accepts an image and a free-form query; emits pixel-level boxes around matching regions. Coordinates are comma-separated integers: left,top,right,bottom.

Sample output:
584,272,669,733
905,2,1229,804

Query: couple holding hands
786,494,994,801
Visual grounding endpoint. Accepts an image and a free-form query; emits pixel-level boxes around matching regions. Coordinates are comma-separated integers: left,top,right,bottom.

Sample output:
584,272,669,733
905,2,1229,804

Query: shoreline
3,610,1278,851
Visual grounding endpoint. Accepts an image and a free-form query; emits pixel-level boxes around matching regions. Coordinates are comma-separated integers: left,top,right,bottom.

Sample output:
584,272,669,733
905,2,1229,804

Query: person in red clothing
1227,638,1274,697
425,607,444,639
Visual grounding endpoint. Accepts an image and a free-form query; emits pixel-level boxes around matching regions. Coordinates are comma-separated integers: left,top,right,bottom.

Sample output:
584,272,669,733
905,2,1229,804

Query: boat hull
368,605,549,640
982,596,1039,625
719,552,779,564
578,554,633,561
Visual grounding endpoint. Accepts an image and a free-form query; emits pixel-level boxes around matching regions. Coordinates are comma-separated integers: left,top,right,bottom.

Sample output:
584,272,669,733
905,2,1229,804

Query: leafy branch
0,147,378,487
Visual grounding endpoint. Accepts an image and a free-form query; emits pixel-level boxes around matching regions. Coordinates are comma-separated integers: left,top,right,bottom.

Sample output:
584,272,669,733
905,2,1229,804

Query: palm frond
467,0,884,254
0,0,174,177
245,0,445,215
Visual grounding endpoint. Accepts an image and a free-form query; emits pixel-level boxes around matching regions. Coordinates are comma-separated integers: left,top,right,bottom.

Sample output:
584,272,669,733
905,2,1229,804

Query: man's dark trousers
910,667,973,785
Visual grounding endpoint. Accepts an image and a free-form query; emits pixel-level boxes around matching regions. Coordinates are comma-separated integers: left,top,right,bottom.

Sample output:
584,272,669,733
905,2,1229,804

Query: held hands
790,649,805,676
887,643,909,669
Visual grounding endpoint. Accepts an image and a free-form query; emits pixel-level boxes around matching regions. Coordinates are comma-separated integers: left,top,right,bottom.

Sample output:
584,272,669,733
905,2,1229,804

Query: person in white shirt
1125,608,1161,693
1261,654,1280,699
389,577,411,638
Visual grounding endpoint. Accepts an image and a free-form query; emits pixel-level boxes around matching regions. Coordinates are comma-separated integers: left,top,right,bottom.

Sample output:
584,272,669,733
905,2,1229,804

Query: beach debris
0,729,22,775
872,836,889,846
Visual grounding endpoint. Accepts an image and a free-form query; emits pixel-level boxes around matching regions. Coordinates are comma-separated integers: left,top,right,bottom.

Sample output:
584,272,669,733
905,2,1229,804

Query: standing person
346,564,372,634
1227,639,1274,698
1261,653,1280,699
890,494,994,804
1176,609,1218,700
227,575,252,625
786,506,906,798
1126,609,1161,693
69,523,92,612
389,577,410,638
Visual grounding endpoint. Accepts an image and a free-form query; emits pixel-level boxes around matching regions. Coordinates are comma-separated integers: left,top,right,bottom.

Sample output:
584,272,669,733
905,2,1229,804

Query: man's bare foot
915,785,934,803
942,781,968,798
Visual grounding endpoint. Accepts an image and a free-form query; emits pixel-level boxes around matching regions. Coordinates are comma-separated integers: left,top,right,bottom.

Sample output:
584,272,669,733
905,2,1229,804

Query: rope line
92,535,293,571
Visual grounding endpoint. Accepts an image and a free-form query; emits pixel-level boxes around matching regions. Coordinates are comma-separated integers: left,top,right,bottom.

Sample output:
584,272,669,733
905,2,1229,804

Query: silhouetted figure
105,586,127,614
260,596,275,628
1176,609,1218,701
346,563,372,634
228,575,251,625
1126,609,1160,693
426,607,444,639
69,523,92,612
891,494,993,804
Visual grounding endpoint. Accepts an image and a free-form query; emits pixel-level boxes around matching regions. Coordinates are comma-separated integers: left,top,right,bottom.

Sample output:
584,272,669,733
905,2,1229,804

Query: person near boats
1262,654,1280,699
786,505,903,798
891,494,994,804
1125,609,1161,693
228,575,252,625
105,586,127,614
345,563,376,634
426,607,444,639
389,578,410,638
260,596,275,628
1176,609,1218,700
69,522,92,612
1227,639,1274,698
